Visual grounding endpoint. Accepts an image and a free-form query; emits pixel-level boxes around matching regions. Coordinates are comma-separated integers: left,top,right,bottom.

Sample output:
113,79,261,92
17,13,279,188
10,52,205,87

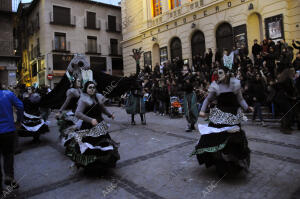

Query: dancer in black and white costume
63,81,119,169
192,67,253,176
56,78,83,138
18,87,49,143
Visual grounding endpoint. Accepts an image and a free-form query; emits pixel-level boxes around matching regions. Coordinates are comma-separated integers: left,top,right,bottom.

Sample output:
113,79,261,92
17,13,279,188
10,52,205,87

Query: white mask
218,70,225,81
75,79,81,88
87,84,96,96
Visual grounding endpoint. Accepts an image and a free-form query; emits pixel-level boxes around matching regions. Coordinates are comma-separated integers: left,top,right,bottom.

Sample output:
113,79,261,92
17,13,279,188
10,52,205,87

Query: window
144,51,152,68
160,47,168,63
87,11,96,29
87,36,97,53
54,32,66,51
53,6,70,25
36,12,40,29
90,57,106,72
108,15,116,31
170,0,181,9
152,0,162,17
37,38,40,56
32,63,37,77
110,39,118,55
112,58,123,70
53,54,74,70
264,14,284,41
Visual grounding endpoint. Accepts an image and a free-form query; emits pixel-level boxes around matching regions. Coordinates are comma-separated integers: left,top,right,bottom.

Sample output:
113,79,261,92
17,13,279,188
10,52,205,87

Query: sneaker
131,121,136,125
261,121,266,127
142,121,146,125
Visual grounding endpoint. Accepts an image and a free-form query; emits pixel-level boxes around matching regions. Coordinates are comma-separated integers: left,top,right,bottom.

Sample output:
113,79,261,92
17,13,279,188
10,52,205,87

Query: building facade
0,0,20,88
121,0,300,76
16,0,123,88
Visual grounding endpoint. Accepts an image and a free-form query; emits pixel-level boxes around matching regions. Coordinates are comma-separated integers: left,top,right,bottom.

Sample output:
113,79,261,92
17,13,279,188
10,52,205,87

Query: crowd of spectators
133,39,300,131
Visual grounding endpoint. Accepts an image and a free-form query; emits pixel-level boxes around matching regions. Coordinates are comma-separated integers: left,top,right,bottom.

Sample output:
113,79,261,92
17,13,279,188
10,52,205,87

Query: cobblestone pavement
4,106,300,199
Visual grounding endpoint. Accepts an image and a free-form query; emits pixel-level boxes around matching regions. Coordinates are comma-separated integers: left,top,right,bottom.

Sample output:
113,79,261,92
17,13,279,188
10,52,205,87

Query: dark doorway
216,23,233,52
191,30,206,58
90,56,106,72
170,37,182,61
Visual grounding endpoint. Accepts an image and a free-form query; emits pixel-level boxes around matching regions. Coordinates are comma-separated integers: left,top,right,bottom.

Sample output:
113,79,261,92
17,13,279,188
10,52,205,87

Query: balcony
0,40,14,56
49,12,76,27
85,44,101,55
52,40,71,52
109,46,122,57
84,18,101,30
105,22,122,33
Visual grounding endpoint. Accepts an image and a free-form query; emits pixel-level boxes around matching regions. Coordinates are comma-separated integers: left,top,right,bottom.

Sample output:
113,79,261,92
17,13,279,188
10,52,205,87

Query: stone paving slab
14,146,75,193
109,127,189,163
115,143,300,199
6,107,300,199
29,178,139,199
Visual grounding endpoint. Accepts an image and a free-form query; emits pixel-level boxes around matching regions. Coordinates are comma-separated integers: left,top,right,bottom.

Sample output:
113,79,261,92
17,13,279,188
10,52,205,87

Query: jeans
153,101,159,113
159,101,166,114
253,102,263,122
0,132,15,189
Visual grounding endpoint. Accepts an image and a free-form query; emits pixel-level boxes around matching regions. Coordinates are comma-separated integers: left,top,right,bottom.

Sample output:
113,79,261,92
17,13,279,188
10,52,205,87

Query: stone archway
152,43,160,66
216,22,233,52
170,37,182,61
191,30,206,60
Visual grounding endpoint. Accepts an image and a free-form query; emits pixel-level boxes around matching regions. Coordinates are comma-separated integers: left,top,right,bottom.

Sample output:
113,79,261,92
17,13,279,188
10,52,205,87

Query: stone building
0,0,20,88
16,0,123,88
121,0,300,76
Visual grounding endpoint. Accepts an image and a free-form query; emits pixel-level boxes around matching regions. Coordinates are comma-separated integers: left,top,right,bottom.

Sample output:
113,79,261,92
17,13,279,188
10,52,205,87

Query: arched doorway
191,30,206,61
170,37,182,61
216,23,233,52
247,13,263,55
152,43,160,67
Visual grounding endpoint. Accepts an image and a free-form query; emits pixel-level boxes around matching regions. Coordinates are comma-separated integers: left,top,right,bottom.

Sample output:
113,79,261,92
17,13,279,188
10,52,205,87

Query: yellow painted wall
122,0,300,75
247,13,262,55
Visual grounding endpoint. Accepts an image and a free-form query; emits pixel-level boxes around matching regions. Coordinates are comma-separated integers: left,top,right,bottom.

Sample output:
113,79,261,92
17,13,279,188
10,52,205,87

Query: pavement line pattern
114,175,167,199
117,140,195,168
252,150,300,165
140,125,300,150
15,121,300,198
16,175,82,199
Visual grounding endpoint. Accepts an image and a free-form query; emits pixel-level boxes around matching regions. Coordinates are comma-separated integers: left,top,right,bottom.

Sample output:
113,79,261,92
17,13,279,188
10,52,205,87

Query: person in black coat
274,69,297,132
252,39,262,62
248,73,266,126
278,47,291,74
263,46,276,78
204,48,213,67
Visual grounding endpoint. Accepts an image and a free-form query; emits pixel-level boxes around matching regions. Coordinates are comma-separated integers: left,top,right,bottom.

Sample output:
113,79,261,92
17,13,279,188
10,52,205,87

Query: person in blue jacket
0,83,24,193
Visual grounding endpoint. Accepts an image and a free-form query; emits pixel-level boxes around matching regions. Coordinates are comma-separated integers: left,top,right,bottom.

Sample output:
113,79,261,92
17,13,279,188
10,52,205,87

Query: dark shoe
14,149,22,155
32,138,41,144
185,125,192,132
131,121,136,125
191,124,196,130
4,177,19,189
142,121,146,125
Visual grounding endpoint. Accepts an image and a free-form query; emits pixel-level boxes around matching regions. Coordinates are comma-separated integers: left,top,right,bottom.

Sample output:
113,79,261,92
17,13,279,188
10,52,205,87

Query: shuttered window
87,12,96,29
53,6,70,25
